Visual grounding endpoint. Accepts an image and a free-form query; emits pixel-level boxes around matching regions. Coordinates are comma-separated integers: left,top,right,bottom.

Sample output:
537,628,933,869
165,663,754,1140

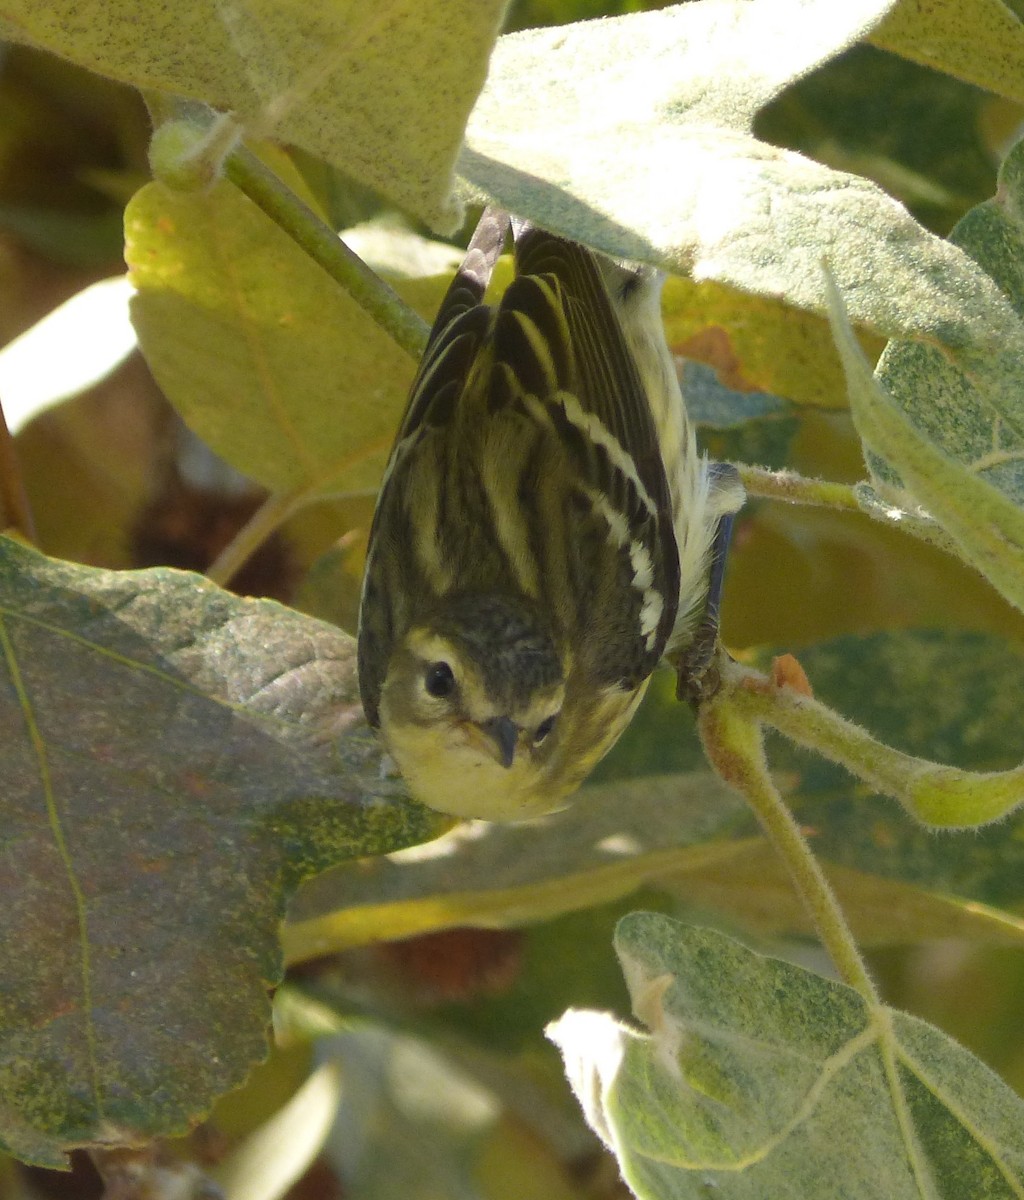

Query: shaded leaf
873,137,1024,511
872,0,1024,104
460,0,1021,358
0,0,508,230
211,1060,343,1200
722,479,1022,652
827,263,1024,615
285,744,1024,967
284,773,751,962
549,914,1024,1198
319,1025,571,1200
663,844,1024,949
0,537,439,1165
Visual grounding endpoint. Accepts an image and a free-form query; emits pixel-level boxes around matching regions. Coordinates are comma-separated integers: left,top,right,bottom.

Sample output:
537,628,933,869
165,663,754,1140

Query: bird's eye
533,714,557,744
424,661,456,699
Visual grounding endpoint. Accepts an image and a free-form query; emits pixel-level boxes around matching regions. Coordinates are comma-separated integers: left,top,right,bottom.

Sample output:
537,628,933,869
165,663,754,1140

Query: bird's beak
480,716,518,769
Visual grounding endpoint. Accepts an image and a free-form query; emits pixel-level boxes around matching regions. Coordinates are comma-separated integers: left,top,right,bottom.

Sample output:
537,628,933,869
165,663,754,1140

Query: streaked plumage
358,209,742,819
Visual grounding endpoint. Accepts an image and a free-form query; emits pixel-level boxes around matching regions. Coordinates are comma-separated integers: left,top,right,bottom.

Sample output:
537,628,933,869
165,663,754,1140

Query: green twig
698,675,879,1003
206,487,310,589
223,147,430,362
736,464,861,511
727,658,1024,828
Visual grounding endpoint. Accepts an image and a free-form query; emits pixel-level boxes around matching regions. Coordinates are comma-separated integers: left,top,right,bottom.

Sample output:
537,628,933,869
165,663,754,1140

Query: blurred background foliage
1,1,1023,1197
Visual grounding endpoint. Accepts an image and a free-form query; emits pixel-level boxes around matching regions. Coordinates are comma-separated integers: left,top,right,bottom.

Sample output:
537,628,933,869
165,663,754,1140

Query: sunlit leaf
212,1060,343,1200
125,180,430,497
0,0,508,230
461,0,1020,359
0,277,137,434
663,275,884,410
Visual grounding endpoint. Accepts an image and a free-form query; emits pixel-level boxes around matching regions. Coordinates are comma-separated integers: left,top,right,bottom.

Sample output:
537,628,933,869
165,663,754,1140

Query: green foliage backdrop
1,1,1023,1197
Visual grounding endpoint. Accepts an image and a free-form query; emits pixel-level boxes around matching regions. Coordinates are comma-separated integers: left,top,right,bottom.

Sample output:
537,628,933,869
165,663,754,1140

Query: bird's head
377,594,571,819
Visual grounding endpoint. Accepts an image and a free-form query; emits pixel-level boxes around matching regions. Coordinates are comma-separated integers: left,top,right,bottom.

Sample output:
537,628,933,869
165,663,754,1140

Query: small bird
358,209,743,820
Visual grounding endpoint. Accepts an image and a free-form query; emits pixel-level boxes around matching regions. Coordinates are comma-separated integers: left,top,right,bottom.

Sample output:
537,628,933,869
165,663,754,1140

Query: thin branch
699,672,879,1003
223,147,430,362
728,658,1024,828
206,486,309,589
0,392,36,543
736,464,861,511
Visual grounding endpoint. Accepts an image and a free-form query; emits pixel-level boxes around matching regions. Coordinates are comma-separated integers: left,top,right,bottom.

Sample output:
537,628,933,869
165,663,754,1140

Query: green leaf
661,844,1024,949
844,131,1024,631
0,0,508,230
872,0,1024,103
548,914,1024,1198
283,771,751,962
0,537,439,1166
460,0,1019,356
285,661,1024,963
825,259,1024,616
873,136,1024,506
125,180,428,496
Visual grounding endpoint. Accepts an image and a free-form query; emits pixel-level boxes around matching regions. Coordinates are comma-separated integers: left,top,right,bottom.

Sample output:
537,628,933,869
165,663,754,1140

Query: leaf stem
206,486,310,589
699,678,879,1003
0,393,36,543
223,147,430,362
736,464,861,512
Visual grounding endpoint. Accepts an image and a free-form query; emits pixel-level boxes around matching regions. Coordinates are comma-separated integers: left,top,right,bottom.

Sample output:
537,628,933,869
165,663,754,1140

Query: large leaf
460,0,1021,358
287,630,1024,966
0,0,507,230
755,43,998,232
0,537,440,1166
549,914,1024,1198
284,772,750,961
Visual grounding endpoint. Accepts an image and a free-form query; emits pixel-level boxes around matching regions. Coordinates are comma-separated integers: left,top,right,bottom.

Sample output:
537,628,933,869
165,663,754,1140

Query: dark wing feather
358,211,510,724
513,229,668,489
506,226,681,683
391,208,511,444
